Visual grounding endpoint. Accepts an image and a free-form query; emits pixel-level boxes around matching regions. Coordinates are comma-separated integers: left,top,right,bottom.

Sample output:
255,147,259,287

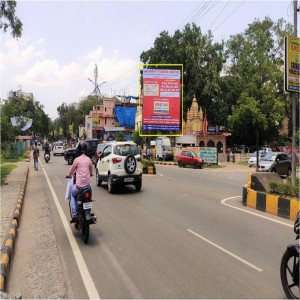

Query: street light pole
291,0,298,186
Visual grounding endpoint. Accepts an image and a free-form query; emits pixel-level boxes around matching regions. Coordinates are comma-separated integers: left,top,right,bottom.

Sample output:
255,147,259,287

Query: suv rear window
114,144,138,156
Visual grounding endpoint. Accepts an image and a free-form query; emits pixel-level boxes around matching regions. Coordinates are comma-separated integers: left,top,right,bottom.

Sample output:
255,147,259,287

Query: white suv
95,141,142,193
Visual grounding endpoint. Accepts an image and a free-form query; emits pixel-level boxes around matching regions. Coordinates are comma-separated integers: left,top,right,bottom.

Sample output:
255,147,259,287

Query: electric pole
292,0,299,185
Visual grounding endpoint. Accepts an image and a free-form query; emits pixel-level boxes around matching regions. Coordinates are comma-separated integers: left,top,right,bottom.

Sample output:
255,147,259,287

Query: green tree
130,130,142,145
0,1,22,38
140,24,226,125
226,17,293,145
115,131,126,141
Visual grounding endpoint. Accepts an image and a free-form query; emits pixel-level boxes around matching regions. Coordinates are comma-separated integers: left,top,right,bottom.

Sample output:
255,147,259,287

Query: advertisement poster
87,118,92,139
142,68,181,132
199,147,218,164
285,35,300,92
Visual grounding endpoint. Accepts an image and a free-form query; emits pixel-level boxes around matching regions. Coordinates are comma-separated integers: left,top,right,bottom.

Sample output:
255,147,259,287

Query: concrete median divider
0,166,29,292
242,173,299,221
142,166,156,174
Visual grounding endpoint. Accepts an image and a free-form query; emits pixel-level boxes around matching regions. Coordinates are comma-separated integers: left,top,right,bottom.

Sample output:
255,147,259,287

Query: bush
268,178,299,198
3,143,18,159
141,159,155,167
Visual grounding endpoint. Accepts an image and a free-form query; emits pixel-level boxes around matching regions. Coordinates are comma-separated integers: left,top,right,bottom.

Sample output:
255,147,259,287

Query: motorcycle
66,173,97,244
280,211,299,299
44,152,50,163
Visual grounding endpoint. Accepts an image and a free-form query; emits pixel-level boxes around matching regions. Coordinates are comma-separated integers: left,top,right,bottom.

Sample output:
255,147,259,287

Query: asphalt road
40,154,294,299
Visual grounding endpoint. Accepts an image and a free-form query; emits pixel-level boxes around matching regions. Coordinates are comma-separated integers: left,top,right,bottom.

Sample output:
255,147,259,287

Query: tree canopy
1,91,50,141
0,1,22,38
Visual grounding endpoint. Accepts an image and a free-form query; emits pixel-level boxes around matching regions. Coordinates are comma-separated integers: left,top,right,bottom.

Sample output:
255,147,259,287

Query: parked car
64,139,98,165
53,141,64,156
248,150,267,167
177,150,203,169
258,152,291,177
95,141,142,193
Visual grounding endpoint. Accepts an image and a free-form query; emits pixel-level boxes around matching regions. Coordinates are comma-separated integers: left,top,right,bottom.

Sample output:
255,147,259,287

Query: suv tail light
112,158,122,164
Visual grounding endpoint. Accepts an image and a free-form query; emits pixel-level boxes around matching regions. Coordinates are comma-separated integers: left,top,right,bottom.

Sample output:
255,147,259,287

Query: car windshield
114,144,138,156
262,153,276,161
192,152,197,157
56,142,63,146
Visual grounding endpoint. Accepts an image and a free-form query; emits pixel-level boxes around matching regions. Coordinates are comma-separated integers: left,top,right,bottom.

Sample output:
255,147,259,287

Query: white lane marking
187,229,263,272
41,164,100,299
221,196,293,228
101,243,143,298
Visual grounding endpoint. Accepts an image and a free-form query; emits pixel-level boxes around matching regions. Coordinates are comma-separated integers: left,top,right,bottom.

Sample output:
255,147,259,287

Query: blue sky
0,0,297,119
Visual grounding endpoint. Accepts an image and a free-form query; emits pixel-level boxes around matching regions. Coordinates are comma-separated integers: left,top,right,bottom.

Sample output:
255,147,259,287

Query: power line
208,1,230,30
212,0,247,32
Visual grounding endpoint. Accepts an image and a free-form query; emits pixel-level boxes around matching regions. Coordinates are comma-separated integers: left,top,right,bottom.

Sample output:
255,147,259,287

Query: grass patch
238,162,249,167
1,164,17,185
203,164,224,169
268,177,299,199
0,155,26,164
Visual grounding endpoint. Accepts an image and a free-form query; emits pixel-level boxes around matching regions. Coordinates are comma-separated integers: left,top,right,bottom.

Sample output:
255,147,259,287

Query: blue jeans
34,158,38,169
71,185,81,215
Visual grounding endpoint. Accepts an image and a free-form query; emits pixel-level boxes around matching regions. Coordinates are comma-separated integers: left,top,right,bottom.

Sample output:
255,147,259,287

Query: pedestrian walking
33,144,40,171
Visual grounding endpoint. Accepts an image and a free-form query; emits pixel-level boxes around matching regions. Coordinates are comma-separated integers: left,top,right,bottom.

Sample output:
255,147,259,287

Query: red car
177,150,203,169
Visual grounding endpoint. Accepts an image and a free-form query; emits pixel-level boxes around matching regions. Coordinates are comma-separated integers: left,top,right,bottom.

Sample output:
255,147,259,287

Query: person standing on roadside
33,142,39,171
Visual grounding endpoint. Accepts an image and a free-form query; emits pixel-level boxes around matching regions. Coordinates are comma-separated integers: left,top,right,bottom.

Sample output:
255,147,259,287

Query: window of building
217,141,223,153
105,118,107,125
207,140,215,147
199,141,205,147
105,107,107,112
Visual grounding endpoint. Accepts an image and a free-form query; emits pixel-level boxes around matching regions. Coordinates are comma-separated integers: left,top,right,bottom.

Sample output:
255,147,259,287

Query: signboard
87,118,92,139
284,35,300,92
142,68,181,132
59,127,63,135
93,115,100,127
199,147,218,164
69,125,73,132
54,130,57,135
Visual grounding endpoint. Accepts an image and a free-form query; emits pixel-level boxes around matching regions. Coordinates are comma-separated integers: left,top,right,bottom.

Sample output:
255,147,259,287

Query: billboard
141,67,182,135
285,35,300,92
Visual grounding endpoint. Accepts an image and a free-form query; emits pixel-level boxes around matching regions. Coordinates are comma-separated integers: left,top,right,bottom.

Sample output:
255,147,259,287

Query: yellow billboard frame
139,64,183,137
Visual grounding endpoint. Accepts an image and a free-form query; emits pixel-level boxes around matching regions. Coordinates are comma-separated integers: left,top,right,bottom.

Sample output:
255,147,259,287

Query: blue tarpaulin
115,106,137,127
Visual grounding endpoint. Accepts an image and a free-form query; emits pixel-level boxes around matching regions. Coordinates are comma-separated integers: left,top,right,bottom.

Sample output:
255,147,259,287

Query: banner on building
141,66,182,135
284,35,300,92
92,115,100,126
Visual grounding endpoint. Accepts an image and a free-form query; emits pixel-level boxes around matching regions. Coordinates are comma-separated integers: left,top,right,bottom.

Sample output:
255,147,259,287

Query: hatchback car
95,141,142,193
177,150,203,168
248,150,266,167
258,152,291,177
53,142,64,156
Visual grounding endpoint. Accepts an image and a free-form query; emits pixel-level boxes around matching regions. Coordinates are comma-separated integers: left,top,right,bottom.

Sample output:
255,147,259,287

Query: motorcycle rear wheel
280,248,299,299
82,220,90,244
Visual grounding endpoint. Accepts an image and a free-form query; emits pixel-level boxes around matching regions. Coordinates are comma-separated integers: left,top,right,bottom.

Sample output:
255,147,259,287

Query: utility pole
292,0,299,186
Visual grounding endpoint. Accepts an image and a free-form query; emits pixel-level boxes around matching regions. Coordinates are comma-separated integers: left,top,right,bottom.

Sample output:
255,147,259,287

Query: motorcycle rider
44,142,50,160
66,141,93,220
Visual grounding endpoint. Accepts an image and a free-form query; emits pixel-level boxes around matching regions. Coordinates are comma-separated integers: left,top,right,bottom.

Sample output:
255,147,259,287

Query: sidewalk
1,161,29,250
1,158,67,298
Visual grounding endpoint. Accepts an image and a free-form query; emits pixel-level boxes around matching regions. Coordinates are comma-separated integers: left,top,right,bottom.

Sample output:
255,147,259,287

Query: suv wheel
135,181,142,192
108,174,114,194
124,155,136,175
96,169,102,186
68,156,74,165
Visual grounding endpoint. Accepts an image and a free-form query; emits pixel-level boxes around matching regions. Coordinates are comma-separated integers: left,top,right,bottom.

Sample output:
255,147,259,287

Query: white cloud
78,45,103,62
0,36,46,71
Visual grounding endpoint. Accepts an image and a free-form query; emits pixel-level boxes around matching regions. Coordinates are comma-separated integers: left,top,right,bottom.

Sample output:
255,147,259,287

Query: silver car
258,152,291,176
248,150,266,167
